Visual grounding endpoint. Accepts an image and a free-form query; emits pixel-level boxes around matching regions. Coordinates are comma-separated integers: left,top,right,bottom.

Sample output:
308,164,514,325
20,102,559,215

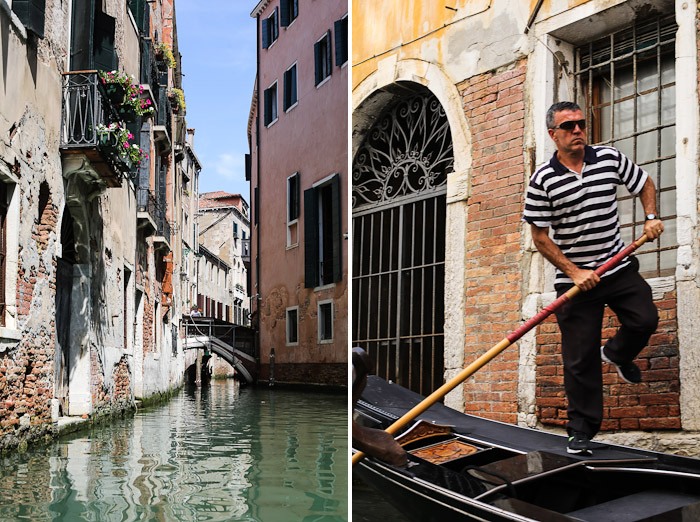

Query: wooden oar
352,233,650,466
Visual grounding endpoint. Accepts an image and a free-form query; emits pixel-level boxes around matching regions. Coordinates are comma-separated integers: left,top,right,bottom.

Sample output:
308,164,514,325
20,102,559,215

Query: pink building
249,0,348,386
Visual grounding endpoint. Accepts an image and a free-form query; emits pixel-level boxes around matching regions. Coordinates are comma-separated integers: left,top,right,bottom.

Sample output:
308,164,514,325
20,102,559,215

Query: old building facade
353,0,700,449
0,0,193,450
197,191,251,325
249,0,348,386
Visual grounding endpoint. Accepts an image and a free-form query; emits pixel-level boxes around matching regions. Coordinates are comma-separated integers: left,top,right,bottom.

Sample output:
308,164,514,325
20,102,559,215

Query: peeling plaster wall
0,0,186,449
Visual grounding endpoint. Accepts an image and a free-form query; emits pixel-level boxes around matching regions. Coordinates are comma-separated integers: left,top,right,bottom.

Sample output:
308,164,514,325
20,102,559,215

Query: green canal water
0,381,348,521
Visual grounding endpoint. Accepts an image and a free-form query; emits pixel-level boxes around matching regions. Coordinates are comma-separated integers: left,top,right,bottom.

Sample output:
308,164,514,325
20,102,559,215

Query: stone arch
352,61,471,409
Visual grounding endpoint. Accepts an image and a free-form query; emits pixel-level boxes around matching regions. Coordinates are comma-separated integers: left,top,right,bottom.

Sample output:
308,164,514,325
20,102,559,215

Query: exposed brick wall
0,325,55,448
458,60,527,424
536,289,680,431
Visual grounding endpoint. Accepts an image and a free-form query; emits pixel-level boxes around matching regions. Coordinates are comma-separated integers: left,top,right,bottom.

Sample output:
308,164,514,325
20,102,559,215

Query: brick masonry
458,60,527,424
536,289,681,430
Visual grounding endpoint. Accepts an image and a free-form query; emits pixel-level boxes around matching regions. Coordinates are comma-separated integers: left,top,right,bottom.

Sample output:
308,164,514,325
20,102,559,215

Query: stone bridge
183,318,257,384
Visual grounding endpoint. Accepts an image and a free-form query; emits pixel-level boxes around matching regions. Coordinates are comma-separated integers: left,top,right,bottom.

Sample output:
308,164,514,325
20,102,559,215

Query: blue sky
176,1,257,200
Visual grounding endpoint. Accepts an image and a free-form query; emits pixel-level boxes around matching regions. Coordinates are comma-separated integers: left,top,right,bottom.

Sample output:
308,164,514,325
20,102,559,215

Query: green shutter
335,18,348,66
280,0,290,27
262,18,270,49
330,174,342,282
314,40,322,85
12,0,46,38
93,11,117,71
304,187,319,288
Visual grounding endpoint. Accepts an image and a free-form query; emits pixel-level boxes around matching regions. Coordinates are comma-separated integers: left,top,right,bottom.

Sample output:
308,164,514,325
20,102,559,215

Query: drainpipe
254,13,263,377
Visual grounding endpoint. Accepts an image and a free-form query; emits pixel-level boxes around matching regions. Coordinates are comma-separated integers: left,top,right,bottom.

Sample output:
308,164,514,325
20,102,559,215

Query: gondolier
523,101,664,455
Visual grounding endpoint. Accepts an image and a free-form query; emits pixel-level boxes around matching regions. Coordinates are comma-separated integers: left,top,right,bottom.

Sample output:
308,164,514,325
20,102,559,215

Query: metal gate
352,87,453,396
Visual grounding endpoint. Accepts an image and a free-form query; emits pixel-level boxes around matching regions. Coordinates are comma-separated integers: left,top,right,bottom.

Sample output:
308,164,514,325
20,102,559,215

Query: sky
176,1,257,200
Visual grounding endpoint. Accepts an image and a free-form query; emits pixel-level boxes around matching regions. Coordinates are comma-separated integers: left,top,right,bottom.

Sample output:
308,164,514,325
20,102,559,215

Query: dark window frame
280,0,298,27
314,30,332,86
263,81,278,127
283,63,298,111
261,7,279,49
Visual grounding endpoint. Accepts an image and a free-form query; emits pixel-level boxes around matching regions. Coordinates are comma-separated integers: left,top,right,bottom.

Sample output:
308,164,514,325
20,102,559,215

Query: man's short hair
546,101,582,129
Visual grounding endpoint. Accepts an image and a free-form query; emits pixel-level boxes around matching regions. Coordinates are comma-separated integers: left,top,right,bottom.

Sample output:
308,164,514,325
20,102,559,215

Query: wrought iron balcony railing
60,71,133,187
155,204,171,242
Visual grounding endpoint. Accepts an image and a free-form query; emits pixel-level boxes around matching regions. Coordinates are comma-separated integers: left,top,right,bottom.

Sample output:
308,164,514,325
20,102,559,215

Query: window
280,0,298,27
233,222,239,238
304,174,342,287
12,0,46,38
262,7,279,49
314,31,332,86
70,0,116,71
283,64,298,111
575,15,677,277
263,82,278,127
334,15,348,66
318,301,333,342
286,307,298,345
128,0,150,34
287,172,300,247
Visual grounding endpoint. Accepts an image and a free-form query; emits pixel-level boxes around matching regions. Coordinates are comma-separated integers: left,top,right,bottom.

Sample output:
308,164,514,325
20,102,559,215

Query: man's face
548,109,587,154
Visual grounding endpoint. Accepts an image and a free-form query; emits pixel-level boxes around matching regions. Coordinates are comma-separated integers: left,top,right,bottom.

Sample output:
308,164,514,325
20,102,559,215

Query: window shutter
330,174,342,283
12,0,46,38
263,87,271,126
334,18,348,66
93,11,117,71
280,0,290,27
304,187,319,288
291,65,297,106
314,40,322,85
325,30,332,76
262,18,270,49
245,153,251,181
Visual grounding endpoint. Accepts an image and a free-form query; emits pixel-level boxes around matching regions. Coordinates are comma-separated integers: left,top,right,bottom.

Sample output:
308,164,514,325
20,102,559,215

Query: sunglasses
552,119,586,131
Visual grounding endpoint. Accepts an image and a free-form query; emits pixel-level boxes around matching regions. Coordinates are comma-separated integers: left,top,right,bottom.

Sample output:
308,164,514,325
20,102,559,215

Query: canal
0,380,347,521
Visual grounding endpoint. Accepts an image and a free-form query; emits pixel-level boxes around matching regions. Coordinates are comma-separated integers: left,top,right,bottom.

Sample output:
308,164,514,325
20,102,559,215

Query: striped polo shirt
523,145,648,285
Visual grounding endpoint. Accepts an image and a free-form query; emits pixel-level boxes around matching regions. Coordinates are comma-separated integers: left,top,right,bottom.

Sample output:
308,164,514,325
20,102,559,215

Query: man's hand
571,267,600,292
644,218,664,240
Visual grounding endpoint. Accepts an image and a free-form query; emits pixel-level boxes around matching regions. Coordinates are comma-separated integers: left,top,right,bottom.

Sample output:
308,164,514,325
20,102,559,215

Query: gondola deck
353,376,700,521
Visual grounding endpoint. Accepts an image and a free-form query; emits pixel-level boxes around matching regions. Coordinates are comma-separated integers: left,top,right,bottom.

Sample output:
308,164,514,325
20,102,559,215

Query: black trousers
554,258,658,438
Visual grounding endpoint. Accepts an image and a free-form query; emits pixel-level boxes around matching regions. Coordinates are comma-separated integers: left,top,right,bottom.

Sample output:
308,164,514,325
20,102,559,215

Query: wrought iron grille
575,15,678,277
352,92,453,210
60,71,132,182
352,90,452,397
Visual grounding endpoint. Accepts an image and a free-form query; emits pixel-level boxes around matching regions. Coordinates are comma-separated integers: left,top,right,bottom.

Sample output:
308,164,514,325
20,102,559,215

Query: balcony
60,71,133,189
241,238,251,264
153,204,171,251
136,187,157,233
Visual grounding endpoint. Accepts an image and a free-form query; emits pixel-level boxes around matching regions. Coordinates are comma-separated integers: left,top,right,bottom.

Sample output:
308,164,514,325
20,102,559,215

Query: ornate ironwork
352,92,454,209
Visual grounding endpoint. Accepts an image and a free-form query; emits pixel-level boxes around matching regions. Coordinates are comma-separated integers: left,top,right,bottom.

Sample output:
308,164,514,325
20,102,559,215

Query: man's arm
530,224,600,291
639,177,664,240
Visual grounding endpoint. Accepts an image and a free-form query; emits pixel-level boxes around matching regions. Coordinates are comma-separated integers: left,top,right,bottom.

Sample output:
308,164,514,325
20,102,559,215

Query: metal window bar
352,194,446,397
136,187,157,216
575,15,677,277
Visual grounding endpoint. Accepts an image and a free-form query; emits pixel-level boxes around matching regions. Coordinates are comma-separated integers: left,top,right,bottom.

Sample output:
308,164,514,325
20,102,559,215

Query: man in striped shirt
523,101,664,455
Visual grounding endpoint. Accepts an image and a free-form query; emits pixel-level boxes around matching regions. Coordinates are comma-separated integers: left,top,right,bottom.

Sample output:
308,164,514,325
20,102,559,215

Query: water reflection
0,381,347,521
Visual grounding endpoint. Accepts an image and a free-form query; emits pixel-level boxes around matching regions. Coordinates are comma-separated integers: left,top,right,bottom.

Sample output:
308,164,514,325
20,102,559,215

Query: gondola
353,375,700,522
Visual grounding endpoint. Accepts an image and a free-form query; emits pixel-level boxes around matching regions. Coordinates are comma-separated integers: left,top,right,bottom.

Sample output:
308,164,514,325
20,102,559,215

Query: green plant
169,88,186,111
98,70,154,118
96,122,148,166
156,42,177,69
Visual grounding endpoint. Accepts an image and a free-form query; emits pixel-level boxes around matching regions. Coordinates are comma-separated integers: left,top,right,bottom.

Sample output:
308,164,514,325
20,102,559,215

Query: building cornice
251,0,272,18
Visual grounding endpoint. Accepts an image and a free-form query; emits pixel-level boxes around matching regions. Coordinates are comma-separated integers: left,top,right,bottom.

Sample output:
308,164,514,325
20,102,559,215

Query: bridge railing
184,316,256,360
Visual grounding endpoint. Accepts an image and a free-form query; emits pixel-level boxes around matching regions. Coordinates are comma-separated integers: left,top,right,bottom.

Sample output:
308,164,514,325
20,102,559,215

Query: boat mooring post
269,347,275,387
